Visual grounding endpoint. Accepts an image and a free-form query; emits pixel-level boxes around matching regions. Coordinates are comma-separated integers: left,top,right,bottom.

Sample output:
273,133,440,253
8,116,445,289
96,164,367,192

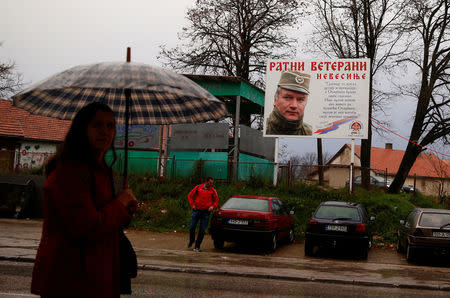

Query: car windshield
419,212,450,228
221,197,270,212
315,205,361,221
372,176,384,183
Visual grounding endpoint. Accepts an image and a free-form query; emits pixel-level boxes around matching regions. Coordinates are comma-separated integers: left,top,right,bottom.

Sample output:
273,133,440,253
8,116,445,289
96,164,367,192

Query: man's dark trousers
189,209,210,249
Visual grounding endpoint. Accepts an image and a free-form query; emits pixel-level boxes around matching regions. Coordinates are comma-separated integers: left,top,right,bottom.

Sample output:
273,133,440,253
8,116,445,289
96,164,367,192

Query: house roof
343,144,450,179
0,99,71,142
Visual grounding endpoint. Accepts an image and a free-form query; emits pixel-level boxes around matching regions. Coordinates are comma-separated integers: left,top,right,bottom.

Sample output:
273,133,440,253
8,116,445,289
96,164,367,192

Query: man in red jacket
187,176,219,251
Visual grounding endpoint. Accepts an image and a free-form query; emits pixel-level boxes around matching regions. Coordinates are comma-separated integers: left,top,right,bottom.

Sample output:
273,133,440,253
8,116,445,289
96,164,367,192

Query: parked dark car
397,208,450,261
210,195,294,252
345,176,392,189
305,201,374,259
401,185,420,194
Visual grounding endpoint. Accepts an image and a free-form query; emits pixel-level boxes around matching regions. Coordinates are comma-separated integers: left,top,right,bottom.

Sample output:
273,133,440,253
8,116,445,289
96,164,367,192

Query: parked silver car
346,176,392,189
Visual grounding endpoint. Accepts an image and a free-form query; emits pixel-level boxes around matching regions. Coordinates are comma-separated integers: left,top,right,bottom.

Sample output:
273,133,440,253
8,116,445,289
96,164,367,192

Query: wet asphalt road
1,260,450,298
1,218,450,295
0,261,449,298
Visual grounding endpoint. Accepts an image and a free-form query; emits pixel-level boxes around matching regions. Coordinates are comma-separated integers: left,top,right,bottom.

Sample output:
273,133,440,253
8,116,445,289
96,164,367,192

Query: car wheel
267,232,278,252
396,238,404,253
406,244,415,261
213,237,224,249
304,239,313,256
360,246,369,260
288,228,295,244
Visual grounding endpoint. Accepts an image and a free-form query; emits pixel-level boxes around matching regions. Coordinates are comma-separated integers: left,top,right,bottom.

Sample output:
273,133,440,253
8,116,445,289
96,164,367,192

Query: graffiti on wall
17,143,57,170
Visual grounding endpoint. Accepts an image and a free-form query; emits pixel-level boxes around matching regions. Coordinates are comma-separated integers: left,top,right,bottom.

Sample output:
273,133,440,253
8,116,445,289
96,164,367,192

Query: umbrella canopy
12,62,226,124
12,61,227,184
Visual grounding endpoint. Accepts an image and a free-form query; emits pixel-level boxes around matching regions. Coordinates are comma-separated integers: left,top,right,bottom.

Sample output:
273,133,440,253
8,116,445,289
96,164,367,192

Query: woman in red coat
31,102,138,297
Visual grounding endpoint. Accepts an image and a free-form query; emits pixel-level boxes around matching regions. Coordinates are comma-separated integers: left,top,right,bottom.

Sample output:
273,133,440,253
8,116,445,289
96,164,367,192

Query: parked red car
210,195,295,252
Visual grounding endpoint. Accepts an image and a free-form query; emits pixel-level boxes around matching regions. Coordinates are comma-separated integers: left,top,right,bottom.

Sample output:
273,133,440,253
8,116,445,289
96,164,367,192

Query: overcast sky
1,0,447,159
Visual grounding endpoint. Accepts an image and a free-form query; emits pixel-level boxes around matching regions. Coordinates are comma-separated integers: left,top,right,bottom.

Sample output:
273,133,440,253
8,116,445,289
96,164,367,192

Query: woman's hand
117,188,138,215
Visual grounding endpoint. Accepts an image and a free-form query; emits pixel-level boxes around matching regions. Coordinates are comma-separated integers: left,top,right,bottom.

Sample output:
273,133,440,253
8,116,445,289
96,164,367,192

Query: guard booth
175,75,275,182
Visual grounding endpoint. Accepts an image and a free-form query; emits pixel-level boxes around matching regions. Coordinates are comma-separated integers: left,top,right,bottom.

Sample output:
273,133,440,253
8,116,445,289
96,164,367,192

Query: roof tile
0,100,70,142
352,145,450,179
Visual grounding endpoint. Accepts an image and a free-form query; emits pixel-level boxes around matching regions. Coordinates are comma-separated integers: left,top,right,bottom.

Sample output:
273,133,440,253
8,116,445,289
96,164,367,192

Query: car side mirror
289,210,295,215
400,220,405,225
370,216,375,221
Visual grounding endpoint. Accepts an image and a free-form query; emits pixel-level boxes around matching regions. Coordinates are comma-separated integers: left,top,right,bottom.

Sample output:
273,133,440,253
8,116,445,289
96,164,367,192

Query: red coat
188,184,219,210
31,160,131,298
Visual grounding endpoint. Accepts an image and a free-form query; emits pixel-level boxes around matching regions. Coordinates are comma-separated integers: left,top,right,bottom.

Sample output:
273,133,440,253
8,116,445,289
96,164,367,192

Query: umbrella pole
123,88,131,188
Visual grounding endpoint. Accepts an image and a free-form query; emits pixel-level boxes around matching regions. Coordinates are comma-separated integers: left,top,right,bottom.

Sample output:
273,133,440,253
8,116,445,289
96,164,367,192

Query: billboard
114,125,160,149
169,123,229,150
263,59,369,139
239,125,275,160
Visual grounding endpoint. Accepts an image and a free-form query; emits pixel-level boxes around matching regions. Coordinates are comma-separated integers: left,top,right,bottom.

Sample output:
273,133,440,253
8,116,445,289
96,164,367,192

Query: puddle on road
143,249,450,284
376,269,397,278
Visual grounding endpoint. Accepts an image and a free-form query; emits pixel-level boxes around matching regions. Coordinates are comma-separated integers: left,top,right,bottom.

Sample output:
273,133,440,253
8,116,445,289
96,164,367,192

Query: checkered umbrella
12,61,227,182
12,62,226,124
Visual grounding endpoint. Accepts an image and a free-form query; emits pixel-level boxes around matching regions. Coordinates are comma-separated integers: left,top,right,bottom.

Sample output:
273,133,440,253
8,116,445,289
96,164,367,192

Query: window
405,211,417,228
272,200,281,215
315,205,361,221
419,212,450,228
278,200,288,215
222,197,270,212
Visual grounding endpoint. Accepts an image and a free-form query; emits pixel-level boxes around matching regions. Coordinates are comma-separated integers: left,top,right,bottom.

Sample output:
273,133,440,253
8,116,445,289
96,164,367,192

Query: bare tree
308,0,407,189
277,142,289,163
426,154,450,203
159,0,305,87
289,151,332,180
389,0,450,193
0,43,23,98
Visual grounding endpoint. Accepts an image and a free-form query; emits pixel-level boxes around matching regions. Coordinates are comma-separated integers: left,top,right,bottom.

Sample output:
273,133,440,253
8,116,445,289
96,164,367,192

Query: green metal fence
105,150,274,181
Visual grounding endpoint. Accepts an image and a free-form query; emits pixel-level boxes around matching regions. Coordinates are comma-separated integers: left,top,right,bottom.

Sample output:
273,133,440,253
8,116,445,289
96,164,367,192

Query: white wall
16,142,58,170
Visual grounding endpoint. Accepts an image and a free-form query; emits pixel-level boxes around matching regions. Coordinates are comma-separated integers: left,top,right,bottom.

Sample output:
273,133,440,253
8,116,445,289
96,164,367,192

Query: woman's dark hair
45,102,117,175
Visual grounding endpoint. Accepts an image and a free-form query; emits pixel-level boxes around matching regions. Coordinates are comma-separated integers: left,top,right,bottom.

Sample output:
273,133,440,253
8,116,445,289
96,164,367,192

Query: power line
370,117,450,158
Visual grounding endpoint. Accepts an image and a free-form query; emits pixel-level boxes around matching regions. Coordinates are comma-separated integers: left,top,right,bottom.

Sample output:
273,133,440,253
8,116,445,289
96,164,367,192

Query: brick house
0,99,71,172
308,143,450,197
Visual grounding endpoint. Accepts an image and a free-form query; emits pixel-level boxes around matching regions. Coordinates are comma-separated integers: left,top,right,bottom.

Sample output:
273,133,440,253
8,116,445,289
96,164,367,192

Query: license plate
228,219,248,225
433,231,450,238
326,225,347,232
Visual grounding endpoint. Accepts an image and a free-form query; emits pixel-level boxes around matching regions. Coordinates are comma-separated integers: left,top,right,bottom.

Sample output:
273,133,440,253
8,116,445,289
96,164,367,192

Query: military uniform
265,71,313,136
266,107,312,135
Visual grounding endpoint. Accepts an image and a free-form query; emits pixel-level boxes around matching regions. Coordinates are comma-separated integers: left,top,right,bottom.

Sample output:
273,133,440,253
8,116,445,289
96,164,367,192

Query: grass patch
128,174,446,245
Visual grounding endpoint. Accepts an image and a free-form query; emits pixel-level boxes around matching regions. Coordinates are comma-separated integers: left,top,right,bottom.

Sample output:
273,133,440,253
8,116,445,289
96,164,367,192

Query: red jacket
188,183,219,210
31,160,131,298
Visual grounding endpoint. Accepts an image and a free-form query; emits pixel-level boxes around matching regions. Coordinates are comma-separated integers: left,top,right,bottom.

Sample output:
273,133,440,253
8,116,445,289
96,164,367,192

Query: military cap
277,71,310,94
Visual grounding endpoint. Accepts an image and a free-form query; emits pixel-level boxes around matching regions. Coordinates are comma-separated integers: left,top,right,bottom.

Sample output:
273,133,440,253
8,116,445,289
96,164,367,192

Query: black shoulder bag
119,228,137,294
91,169,137,294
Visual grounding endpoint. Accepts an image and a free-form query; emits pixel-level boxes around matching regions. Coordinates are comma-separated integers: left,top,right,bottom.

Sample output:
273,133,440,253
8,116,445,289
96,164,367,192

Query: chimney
385,143,393,150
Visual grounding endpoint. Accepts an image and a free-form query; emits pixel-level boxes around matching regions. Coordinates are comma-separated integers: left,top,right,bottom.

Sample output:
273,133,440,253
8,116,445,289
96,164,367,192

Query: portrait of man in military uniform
265,71,312,136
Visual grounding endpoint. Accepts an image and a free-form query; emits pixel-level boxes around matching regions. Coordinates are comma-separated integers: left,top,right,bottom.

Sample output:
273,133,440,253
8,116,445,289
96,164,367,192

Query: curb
2,255,449,292
0,256,35,263
137,263,450,292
